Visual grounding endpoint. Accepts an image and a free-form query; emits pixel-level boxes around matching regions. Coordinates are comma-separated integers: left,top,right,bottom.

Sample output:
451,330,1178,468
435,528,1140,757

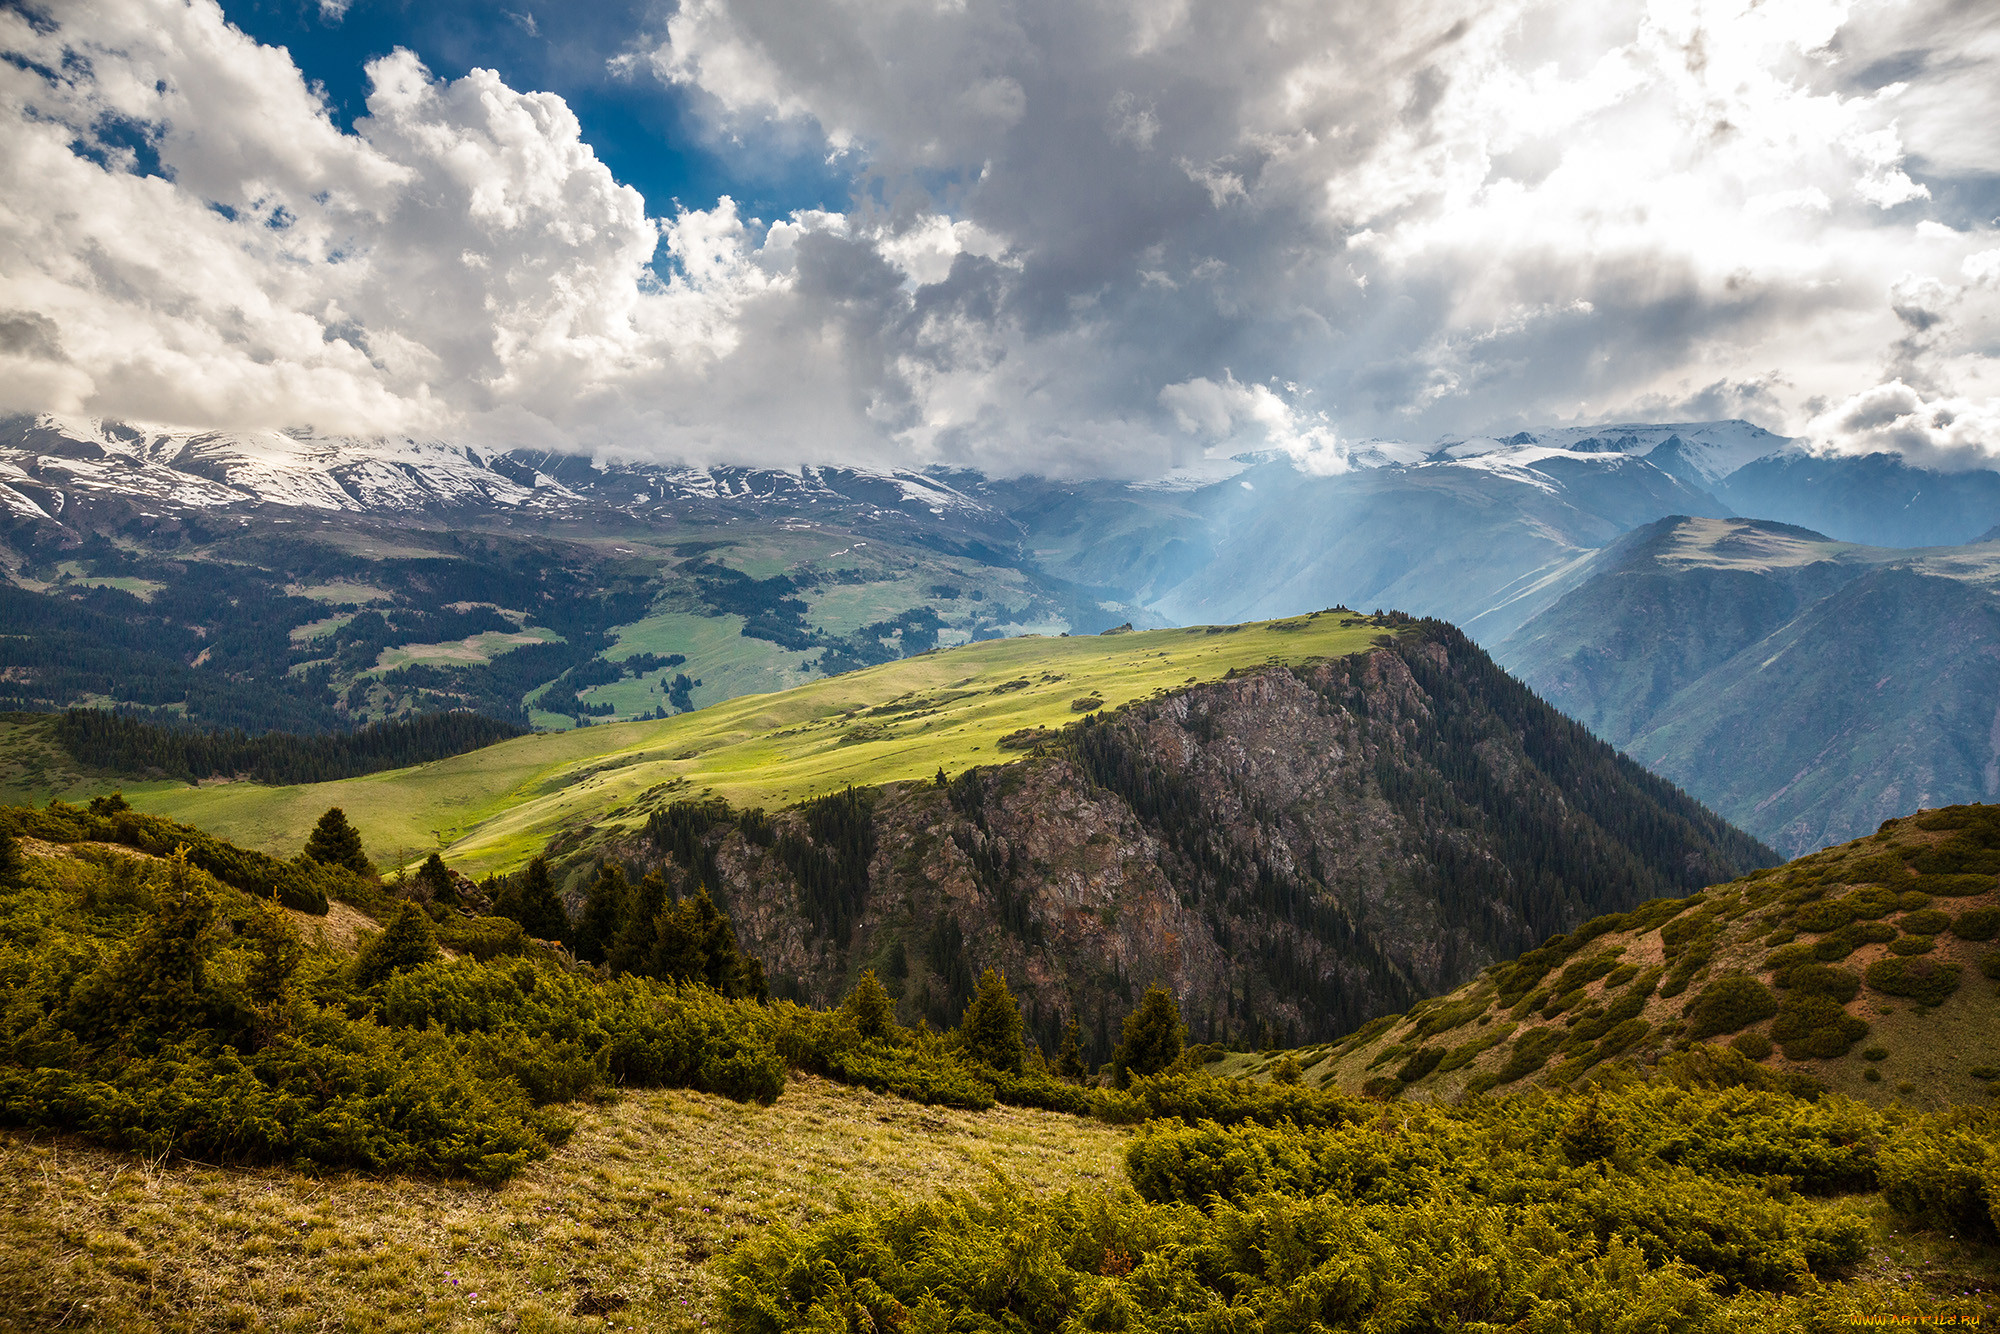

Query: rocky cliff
597,623,1773,1060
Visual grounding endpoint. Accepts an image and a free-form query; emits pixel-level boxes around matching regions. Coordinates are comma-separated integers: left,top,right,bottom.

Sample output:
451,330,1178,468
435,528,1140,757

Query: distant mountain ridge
0,413,1012,545
1496,516,2000,855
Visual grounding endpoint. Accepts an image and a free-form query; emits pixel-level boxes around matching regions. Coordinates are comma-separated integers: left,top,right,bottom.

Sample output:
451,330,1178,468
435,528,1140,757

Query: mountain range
4,409,1998,860
1496,515,2000,855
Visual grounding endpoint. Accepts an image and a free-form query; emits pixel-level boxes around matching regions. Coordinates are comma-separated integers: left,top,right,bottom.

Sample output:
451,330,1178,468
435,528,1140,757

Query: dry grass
281,900,382,953
0,1077,1130,1334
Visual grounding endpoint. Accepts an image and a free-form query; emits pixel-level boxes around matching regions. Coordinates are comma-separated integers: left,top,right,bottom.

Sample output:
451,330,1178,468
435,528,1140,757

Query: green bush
1791,899,1855,933
1950,906,2000,941
1098,1072,1366,1130
1865,957,1964,1006
1684,975,1779,1040
1911,874,1996,898
1478,1026,1565,1090
1898,909,1952,936
1729,1032,1773,1060
1777,965,1861,1002
1841,886,1901,919
1889,934,1936,956
1769,996,1868,1061
724,1079,1895,1333
1880,1109,2000,1241
1394,1046,1444,1083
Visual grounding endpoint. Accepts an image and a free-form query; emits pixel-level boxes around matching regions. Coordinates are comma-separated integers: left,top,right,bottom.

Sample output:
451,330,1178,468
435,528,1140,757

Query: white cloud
1806,380,2000,470
1,0,1997,475
1160,372,1348,474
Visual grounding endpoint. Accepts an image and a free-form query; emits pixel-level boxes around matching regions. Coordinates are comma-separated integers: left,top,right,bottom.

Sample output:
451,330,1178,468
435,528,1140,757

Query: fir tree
1561,1092,1619,1164
1054,1015,1087,1081
495,856,568,942
1112,985,1186,1087
958,967,1025,1073
654,885,764,998
0,829,21,886
244,893,304,1011
570,862,629,965
413,852,457,907
304,807,371,875
354,900,440,987
66,848,217,1053
608,871,669,976
842,969,897,1041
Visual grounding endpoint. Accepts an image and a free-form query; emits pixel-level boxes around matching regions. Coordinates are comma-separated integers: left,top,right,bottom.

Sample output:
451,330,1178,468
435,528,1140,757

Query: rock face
606,624,1773,1060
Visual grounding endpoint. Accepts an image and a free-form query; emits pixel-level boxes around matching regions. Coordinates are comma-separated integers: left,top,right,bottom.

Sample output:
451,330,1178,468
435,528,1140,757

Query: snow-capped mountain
0,414,1006,536
1420,420,1794,487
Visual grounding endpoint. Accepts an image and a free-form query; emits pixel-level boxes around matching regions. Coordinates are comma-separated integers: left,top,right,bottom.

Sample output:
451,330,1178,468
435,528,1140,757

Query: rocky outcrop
604,623,1773,1062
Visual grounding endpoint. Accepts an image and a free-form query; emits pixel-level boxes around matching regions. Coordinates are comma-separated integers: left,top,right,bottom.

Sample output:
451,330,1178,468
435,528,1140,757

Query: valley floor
0,1078,1130,1333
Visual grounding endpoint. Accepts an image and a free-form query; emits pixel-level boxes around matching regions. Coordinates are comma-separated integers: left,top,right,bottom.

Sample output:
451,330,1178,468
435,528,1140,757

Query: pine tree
608,871,669,976
842,969,897,1041
495,856,568,942
570,862,629,965
354,900,440,987
412,852,457,907
958,967,1025,1073
70,847,217,1052
1054,1014,1086,1081
303,807,371,875
1112,985,1186,1087
653,885,764,998
0,829,21,886
244,893,304,1011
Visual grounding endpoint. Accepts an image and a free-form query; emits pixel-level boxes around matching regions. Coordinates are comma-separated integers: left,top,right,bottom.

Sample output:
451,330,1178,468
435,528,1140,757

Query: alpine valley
6,410,2000,855
6,410,2000,1331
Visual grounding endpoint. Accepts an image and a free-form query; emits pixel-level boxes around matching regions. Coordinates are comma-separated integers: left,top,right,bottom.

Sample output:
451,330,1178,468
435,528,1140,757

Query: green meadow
119,614,1384,875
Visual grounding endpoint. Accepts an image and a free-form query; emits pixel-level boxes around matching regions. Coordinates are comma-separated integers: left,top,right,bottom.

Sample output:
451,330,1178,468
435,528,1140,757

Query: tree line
54,708,526,785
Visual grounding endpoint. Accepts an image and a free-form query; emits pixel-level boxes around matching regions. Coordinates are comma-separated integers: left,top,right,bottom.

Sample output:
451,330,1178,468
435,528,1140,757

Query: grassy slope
1247,809,2000,1110
119,614,1385,875
0,1078,1129,1334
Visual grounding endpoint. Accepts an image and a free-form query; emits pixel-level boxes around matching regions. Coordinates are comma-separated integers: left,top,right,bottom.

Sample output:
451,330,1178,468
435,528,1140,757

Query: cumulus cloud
2,0,1997,474
1806,381,2000,470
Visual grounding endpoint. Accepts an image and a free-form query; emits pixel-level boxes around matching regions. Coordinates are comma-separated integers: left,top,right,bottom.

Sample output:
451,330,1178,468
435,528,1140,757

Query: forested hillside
49,708,526,785
573,621,1771,1062
2,800,1995,1331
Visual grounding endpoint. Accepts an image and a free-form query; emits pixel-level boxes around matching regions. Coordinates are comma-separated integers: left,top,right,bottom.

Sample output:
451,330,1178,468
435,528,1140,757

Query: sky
1,0,1997,476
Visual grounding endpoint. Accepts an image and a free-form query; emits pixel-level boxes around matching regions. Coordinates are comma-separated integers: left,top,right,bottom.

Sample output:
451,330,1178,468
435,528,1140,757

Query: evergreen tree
1112,985,1186,1087
71,848,217,1051
958,967,1025,1073
354,900,440,987
842,969,897,1041
244,893,305,1011
304,807,371,875
412,852,457,907
608,871,669,976
0,829,21,886
1054,1015,1087,1081
495,856,568,942
654,885,765,999
88,790,130,816
570,862,629,965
